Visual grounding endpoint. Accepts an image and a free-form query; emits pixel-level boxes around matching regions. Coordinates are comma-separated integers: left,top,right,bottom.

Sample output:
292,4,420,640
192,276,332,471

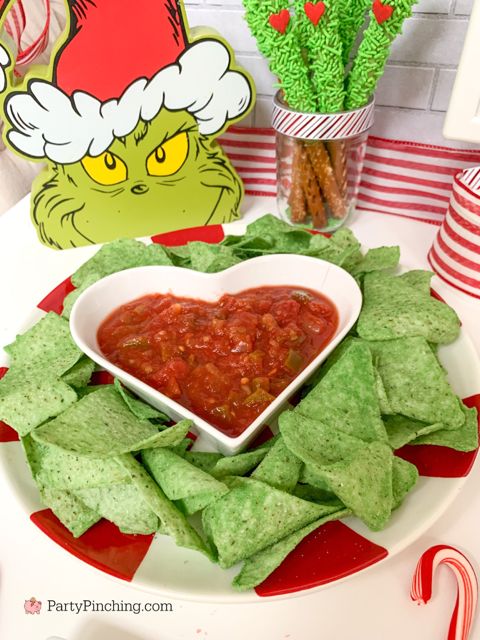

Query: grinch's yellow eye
146,131,189,177
81,152,128,185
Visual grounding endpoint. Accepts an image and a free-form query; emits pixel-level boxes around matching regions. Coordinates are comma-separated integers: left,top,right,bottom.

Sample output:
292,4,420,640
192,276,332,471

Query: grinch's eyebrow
134,122,150,145
159,122,196,146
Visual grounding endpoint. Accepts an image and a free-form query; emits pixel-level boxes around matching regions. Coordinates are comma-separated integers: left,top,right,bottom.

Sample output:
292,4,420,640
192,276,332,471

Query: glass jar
273,92,375,232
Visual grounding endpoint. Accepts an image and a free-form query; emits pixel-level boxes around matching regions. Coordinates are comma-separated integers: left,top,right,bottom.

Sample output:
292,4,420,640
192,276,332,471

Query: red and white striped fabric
411,545,478,640
219,128,480,227
2,0,50,69
272,94,375,140
428,170,480,299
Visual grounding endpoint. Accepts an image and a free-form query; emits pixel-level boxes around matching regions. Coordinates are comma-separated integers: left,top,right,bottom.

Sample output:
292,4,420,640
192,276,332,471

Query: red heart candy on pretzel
304,2,326,26
372,0,394,24
269,9,290,34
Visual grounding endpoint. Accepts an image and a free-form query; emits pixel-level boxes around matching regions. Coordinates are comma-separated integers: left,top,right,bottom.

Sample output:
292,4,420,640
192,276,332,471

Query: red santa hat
5,0,253,163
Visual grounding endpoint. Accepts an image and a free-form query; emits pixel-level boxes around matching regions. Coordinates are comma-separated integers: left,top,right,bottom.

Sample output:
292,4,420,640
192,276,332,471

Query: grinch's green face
32,109,242,249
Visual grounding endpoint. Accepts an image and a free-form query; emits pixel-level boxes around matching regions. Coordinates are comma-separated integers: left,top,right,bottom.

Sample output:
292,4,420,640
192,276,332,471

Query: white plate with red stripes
0,223,479,603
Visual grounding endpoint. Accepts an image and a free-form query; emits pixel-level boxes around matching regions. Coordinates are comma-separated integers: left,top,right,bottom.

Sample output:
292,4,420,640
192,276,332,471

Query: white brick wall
184,0,475,147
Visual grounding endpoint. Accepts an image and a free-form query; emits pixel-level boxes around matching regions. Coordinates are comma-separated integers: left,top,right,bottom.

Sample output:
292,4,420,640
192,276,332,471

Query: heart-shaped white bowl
70,254,362,454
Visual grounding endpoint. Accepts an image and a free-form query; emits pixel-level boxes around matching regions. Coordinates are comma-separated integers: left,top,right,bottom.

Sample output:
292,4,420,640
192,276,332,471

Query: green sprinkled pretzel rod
338,0,371,66
294,0,345,113
243,0,317,113
293,0,348,218
242,0,418,226
346,0,418,110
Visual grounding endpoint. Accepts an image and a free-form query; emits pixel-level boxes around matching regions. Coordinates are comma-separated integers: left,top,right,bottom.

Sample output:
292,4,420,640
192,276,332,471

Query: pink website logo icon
24,597,42,614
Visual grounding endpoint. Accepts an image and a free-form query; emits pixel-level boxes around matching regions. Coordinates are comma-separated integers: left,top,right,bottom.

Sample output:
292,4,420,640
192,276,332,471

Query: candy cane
411,545,478,640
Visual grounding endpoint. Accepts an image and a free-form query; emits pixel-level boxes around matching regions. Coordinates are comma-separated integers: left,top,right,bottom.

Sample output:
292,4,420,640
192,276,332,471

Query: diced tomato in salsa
97,286,338,437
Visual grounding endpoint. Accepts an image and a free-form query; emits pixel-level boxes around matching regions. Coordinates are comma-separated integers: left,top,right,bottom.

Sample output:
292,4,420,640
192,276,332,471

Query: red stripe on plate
151,225,225,247
37,276,75,315
248,425,275,449
89,371,114,386
0,367,20,442
30,510,154,581
255,520,388,597
395,395,480,478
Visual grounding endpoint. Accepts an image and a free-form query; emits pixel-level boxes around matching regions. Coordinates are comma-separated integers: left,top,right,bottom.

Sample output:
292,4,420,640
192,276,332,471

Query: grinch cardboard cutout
0,0,254,249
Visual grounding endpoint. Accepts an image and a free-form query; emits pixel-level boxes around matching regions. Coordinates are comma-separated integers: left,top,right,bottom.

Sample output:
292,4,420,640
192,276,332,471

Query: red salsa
97,286,338,437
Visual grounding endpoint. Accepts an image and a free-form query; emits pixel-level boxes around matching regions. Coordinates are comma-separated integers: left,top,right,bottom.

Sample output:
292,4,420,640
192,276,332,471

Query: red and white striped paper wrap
272,93,375,141
428,169,480,299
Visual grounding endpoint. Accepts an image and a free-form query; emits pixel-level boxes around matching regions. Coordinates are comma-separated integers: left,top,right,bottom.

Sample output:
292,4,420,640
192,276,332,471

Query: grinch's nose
131,184,149,195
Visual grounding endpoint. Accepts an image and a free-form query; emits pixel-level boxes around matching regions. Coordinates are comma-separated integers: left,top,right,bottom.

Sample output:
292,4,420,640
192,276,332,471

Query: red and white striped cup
428,168,480,298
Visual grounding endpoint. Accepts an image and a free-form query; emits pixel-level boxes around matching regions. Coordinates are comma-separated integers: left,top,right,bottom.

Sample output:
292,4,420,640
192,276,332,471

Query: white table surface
1,195,479,640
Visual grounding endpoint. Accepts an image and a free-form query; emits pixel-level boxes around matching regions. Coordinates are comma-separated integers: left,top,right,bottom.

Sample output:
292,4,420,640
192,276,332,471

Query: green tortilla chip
62,274,99,319
384,414,444,450
4,312,83,377
352,246,400,277
118,454,213,559
142,447,228,515
357,272,460,344
32,386,189,456
232,508,350,591
39,486,100,538
374,365,394,414
293,483,344,508
34,445,130,490
399,270,433,295
25,435,118,545
295,341,387,442
71,238,172,288
187,242,241,273
392,456,419,509
61,357,95,389
183,451,224,473
208,439,277,479
318,441,394,531
307,229,362,270
0,373,77,436
280,411,365,467
202,476,330,568
76,482,159,534
299,465,333,491
114,379,168,422
251,436,302,492
369,337,465,430
65,241,174,318
412,404,478,451
244,215,311,248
